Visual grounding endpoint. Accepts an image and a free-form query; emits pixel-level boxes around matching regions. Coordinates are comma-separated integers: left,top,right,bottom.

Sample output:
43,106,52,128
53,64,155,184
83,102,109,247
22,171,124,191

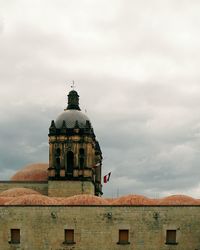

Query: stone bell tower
48,89,102,197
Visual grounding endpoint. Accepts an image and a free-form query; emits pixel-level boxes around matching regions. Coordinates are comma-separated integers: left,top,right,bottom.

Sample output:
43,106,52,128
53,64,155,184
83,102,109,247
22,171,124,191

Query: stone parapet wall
0,206,200,250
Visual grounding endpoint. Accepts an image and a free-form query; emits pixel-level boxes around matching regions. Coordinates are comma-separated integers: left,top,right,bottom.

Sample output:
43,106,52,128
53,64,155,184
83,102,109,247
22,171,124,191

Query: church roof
11,163,48,181
1,191,200,206
0,197,13,205
55,194,109,205
111,194,155,205
53,89,92,129
55,109,91,129
0,188,40,197
157,195,199,205
5,194,56,205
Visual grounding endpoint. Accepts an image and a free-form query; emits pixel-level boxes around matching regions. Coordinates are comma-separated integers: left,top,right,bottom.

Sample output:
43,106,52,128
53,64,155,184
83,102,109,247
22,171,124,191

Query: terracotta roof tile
11,163,48,181
0,197,13,205
157,195,200,205
5,194,56,205
55,195,109,205
0,188,40,197
111,194,155,205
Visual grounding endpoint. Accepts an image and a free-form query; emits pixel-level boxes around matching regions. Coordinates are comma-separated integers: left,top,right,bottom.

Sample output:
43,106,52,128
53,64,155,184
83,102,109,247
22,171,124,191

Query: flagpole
117,187,119,198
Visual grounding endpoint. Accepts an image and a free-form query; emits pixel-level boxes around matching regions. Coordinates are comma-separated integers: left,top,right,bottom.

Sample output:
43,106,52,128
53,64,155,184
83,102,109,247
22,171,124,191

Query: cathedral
0,89,200,250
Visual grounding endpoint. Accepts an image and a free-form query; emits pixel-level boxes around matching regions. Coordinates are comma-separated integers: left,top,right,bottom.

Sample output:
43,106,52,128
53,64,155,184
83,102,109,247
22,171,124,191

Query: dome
149,198,160,205
158,195,199,205
55,194,109,205
111,194,154,205
11,163,48,181
5,194,56,205
0,188,40,197
0,197,13,205
55,110,91,129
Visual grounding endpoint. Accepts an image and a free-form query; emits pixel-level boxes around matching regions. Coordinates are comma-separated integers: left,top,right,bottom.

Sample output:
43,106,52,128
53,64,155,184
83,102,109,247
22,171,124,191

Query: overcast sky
0,0,200,198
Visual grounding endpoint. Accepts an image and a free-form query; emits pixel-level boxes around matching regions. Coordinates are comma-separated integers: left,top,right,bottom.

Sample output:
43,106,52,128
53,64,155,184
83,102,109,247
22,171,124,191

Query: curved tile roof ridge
0,192,200,206
157,194,200,205
111,194,155,205
11,163,48,181
0,188,40,197
55,194,109,205
5,194,56,205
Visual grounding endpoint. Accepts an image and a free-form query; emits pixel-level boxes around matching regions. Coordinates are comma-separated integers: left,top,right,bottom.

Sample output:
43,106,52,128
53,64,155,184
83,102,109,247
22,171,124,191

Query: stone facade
0,205,200,250
48,180,94,197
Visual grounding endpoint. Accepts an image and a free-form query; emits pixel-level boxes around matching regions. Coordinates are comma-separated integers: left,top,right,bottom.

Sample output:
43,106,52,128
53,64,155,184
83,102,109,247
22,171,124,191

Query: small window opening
118,230,129,245
166,230,177,244
66,151,74,175
55,148,61,176
79,148,85,169
56,148,61,155
56,157,60,165
79,148,84,155
80,157,84,169
64,229,75,244
10,229,20,244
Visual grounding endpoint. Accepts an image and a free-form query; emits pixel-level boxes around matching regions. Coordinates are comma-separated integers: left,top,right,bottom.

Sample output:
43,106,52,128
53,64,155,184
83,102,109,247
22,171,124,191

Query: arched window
66,151,74,175
79,148,84,155
79,148,85,169
56,148,61,156
80,157,84,169
56,157,60,166
55,148,61,177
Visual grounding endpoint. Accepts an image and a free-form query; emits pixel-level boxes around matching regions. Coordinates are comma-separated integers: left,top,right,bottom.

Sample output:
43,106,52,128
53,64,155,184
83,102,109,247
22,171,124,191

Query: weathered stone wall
0,182,48,195
48,180,94,197
49,134,96,176
0,205,200,250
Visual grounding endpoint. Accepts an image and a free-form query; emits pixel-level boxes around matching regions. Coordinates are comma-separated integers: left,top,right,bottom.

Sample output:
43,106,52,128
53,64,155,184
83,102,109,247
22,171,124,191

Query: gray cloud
0,0,200,198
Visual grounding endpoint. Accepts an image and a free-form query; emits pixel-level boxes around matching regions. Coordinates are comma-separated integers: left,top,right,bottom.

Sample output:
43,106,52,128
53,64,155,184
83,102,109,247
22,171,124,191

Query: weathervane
70,80,75,90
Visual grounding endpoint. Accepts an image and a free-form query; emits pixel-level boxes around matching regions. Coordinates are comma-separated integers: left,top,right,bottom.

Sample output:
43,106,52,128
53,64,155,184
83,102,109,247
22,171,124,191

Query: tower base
48,180,95,197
